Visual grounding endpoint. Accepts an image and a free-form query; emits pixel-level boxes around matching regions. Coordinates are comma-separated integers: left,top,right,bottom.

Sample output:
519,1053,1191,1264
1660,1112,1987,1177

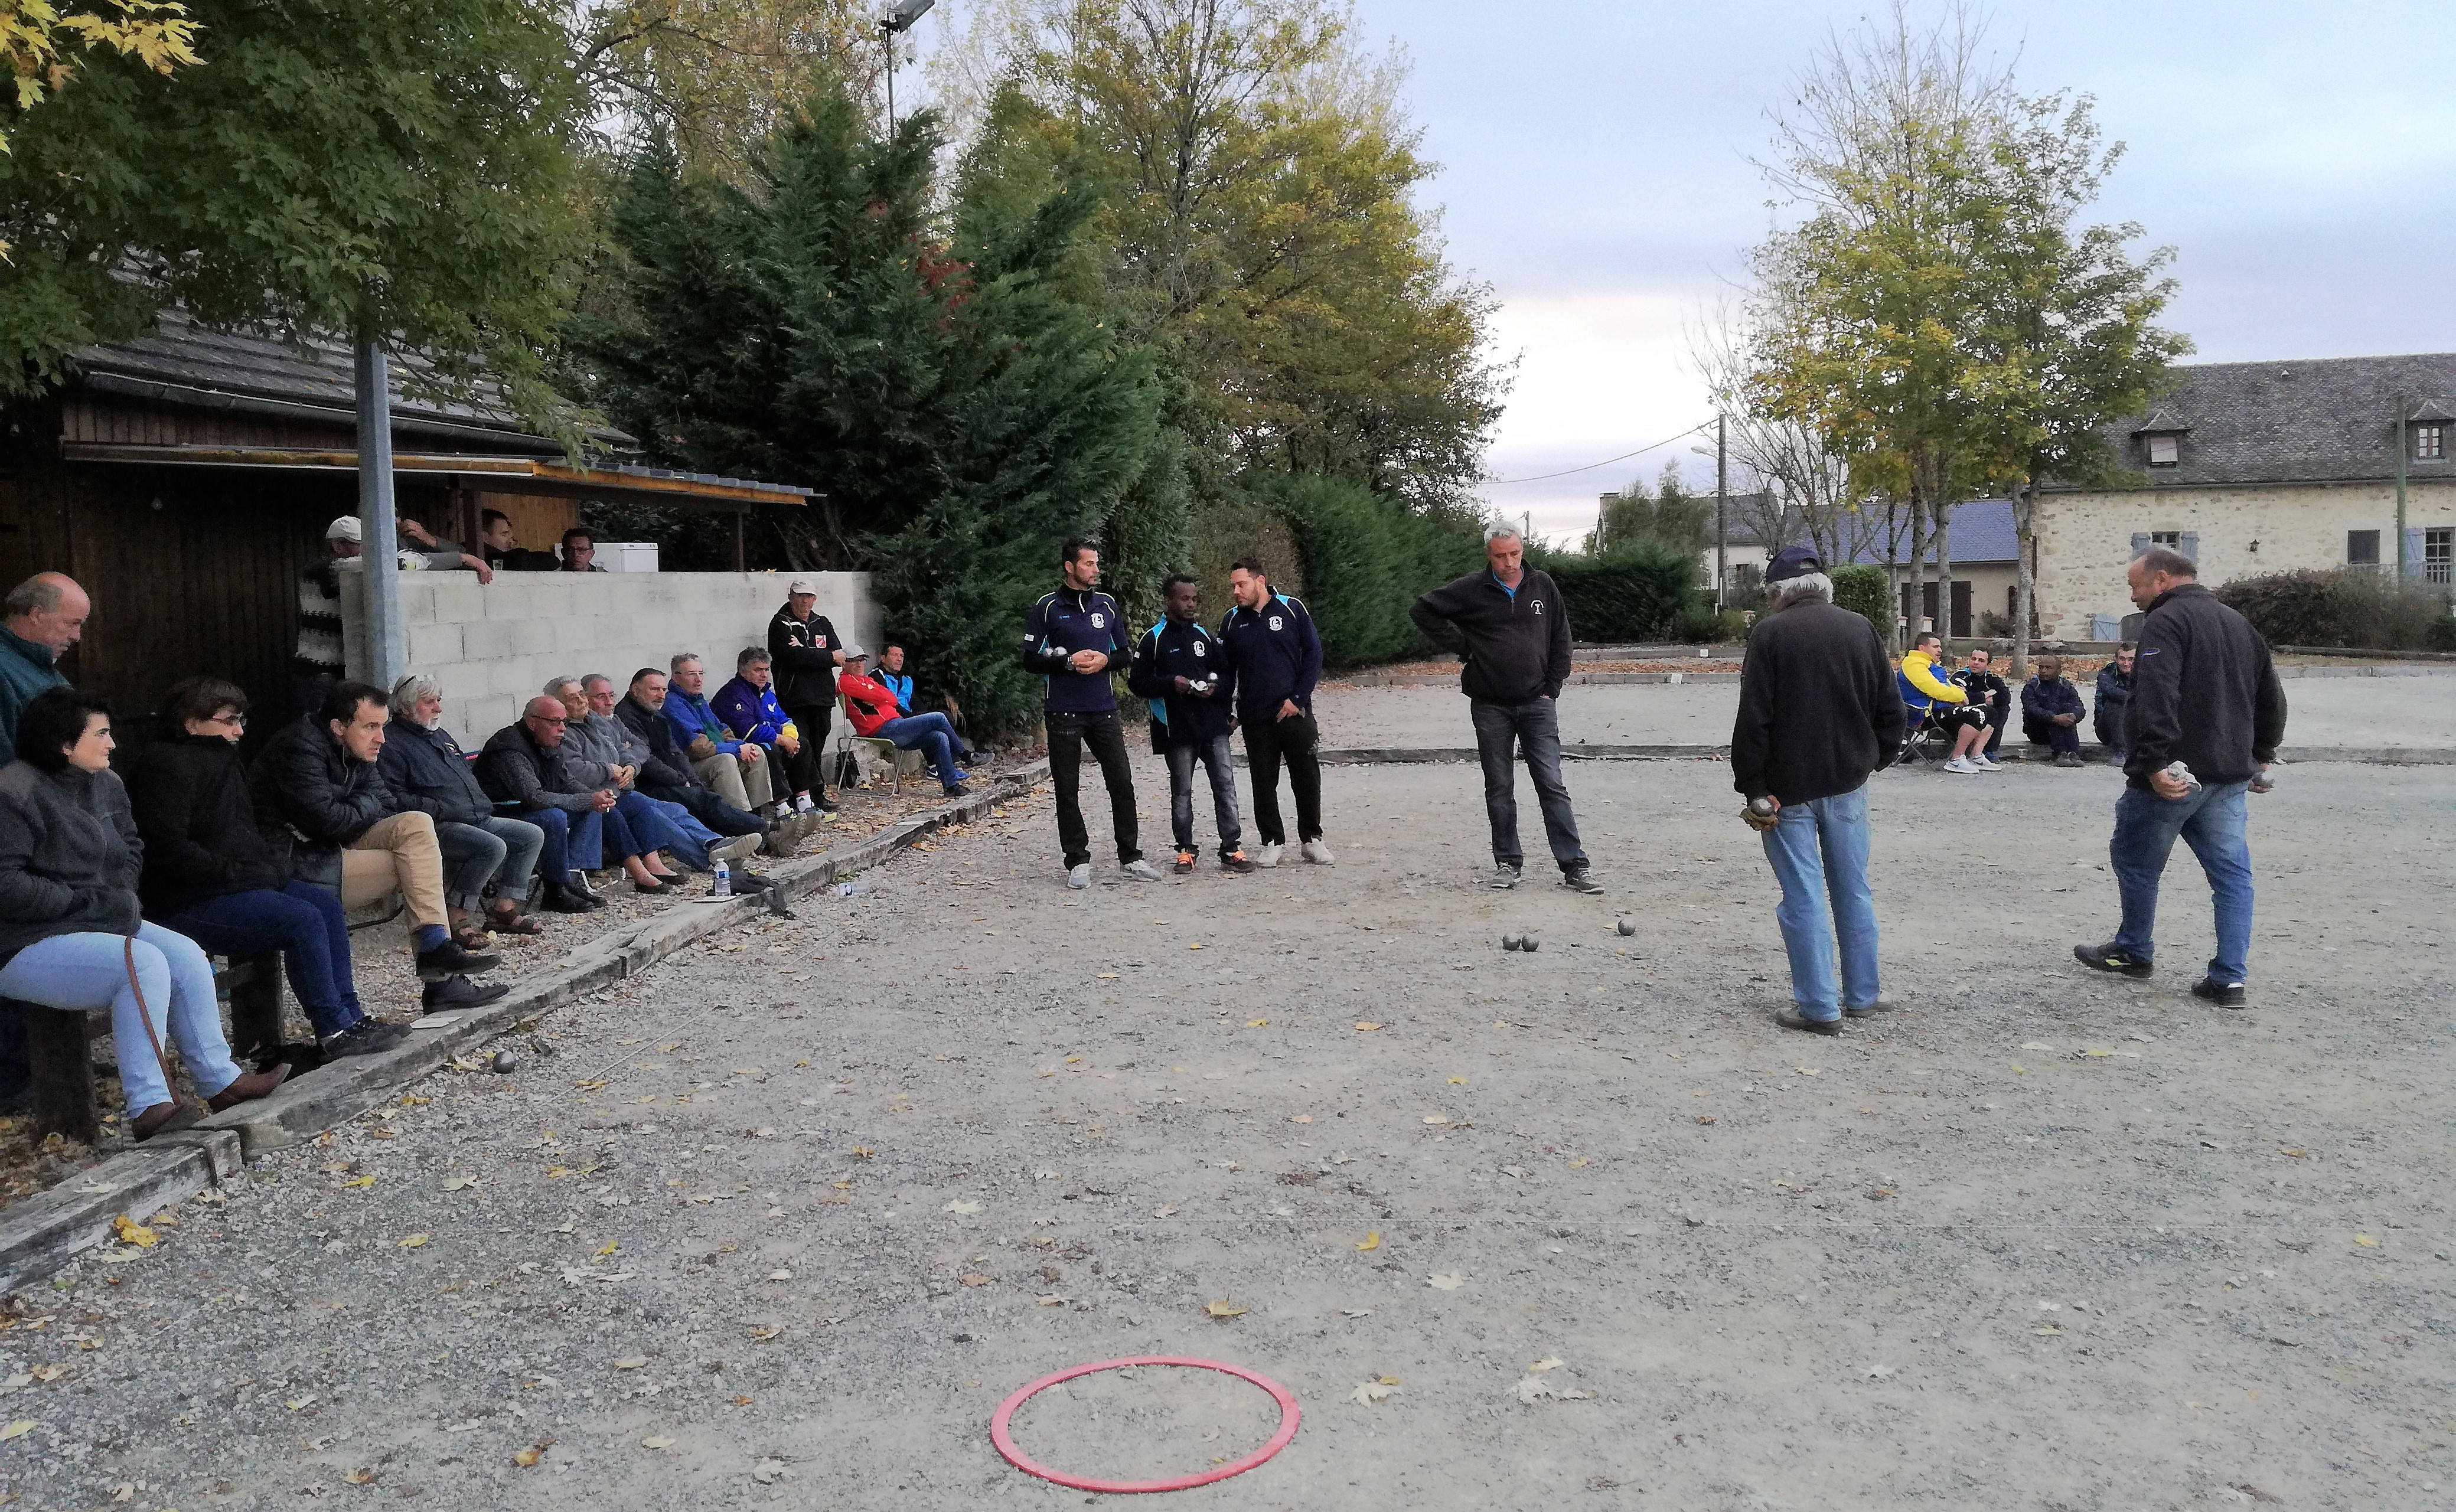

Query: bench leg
22,1004,101,1147
226,952,285,1063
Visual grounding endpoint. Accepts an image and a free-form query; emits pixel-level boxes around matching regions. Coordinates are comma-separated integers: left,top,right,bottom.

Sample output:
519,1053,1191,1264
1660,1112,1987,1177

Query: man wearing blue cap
1731,546,1906,1033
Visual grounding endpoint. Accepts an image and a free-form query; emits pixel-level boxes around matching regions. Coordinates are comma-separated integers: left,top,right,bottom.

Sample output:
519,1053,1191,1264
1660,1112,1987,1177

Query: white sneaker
795,794,818,814
1943,757,1978,773
1255,842,1282,868
1301,839,1335,866
1120,858,1162,882
1066,863,1091,889
1975,754,2003,771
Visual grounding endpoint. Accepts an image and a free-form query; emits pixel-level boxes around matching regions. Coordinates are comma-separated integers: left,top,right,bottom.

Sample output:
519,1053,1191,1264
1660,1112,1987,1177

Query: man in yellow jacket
1897,633,1997,773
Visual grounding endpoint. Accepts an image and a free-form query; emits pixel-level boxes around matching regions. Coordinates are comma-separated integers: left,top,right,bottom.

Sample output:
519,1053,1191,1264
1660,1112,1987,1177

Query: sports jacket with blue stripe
1127,616,1235,752
1218,592,1322,717
1020,586,1131,715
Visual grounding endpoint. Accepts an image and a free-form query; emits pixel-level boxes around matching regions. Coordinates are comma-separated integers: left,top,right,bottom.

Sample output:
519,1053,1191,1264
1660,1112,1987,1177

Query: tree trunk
1936,499,1956,650
2011,478,2038,677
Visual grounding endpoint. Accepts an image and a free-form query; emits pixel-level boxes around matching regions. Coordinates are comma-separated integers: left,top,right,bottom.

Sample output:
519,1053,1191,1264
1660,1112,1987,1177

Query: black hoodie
1410,569,1573,704
126,733,289,917
2124,583,2287,791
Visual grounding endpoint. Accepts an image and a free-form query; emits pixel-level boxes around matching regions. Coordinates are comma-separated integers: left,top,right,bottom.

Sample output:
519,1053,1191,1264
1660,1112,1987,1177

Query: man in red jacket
838,649,972,796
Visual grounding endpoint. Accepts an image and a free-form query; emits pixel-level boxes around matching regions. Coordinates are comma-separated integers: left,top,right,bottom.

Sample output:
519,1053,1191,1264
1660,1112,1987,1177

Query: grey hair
1483,522,1524,547
389,674,445,719
2,576,63,619
542,674,583,697
669,652,703,675
2131,546,2197,580
580,672,616,692
1768,571,1835,606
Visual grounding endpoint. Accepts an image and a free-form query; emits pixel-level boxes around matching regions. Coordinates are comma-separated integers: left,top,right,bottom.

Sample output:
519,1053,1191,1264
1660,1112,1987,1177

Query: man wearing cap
293,517,490,717
839,648,974,796
1731,546,1906,1034
766,579,842,814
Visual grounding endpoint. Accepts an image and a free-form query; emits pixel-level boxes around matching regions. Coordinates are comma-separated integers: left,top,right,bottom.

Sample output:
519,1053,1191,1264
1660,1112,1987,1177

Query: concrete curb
1310,744,2456,768
0,763,1049,1294
1336,671,1744,690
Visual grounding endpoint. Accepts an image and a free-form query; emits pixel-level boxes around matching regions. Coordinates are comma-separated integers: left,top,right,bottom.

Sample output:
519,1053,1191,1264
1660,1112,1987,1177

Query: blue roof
1844,498,2018,566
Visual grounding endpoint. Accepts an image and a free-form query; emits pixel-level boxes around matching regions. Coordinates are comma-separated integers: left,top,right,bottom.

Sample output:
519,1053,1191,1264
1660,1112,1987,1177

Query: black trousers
782,703,832,793
1241,708,1323,846
1048,710,1140,868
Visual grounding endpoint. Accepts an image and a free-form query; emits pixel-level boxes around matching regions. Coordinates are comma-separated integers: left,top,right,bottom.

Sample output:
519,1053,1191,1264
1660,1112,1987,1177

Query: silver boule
1502,933,1524,951
1616,916,1636,936
1522,933,1541,952
490,1049,518,1075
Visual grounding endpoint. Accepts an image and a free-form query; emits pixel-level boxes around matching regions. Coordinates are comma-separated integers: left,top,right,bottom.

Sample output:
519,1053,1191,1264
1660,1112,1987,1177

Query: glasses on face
213,711,247,727
531,714,569,726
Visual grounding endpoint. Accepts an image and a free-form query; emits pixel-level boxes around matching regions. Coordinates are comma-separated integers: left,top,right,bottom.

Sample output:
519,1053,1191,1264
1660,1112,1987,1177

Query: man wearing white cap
765,578,843,814
294,515,492,716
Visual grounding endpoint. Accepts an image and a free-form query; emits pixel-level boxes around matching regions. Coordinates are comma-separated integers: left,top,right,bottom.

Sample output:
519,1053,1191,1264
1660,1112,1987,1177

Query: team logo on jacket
1268,616,1283,631
1193,641,1207,658
1531,600,1545,614
1091,613,1106,628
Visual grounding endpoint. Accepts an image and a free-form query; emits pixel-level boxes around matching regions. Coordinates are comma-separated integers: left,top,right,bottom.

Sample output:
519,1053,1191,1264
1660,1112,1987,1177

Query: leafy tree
0,0,588,414
1587,461,1711,557
1,0,197,162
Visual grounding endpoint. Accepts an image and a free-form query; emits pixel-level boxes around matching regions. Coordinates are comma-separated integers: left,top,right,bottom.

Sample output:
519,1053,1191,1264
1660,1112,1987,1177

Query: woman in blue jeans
0,688,286,1138
125,678,428,1053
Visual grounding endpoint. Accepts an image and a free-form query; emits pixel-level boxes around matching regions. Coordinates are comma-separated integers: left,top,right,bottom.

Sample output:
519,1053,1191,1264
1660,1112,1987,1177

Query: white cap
325,515,363,543
840,645,869,662
787,578,818,596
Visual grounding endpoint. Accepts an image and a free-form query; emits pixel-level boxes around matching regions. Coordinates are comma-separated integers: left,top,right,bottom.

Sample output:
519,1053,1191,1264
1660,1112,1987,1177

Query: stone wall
2032,479,2456,638
339,570,880,742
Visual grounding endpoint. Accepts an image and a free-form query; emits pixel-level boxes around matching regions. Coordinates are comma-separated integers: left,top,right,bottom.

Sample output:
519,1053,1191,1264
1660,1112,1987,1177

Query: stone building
2032,353,2456,640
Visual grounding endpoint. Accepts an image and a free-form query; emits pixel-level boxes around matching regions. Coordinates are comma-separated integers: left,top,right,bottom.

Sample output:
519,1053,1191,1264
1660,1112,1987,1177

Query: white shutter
2130,531,2151,557
2405,527,2428,578
2178,531,2199,561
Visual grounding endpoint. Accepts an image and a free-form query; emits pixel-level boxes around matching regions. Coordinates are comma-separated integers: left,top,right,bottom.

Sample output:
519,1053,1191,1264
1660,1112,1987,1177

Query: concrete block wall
341,570,879,743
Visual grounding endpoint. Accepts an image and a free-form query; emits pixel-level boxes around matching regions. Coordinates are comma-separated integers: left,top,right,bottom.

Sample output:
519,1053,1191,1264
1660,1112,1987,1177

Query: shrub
1830,563,1891,640
1257,473,1485,667
2213,569,2455,651
1537,541,1702,642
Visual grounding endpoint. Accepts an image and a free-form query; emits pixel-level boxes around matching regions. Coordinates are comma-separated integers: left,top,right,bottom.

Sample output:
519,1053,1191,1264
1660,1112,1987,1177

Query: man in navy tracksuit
1128,574,1255,875
1021,539,1160,888
1218,557,1330,866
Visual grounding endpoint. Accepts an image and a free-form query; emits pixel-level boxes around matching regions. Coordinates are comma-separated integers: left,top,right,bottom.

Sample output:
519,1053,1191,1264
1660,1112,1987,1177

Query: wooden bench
12,951,284,1148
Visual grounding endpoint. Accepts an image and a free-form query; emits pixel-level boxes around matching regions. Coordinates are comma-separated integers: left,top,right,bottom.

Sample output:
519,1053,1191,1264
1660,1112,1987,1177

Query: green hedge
2214,569,2455,651
1831,563,1891,640
1253,473,1485,667
1532,541,1703,642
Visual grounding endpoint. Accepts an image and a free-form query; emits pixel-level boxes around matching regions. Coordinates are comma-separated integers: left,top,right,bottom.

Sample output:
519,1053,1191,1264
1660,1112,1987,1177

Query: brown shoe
485,904,543,936
1775,1008,1844,1036
207,1062,292,1113
132,1101,200,1141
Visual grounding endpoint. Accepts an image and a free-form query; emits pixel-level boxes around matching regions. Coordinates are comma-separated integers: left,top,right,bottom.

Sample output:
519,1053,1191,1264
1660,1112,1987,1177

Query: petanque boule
1502,932,1525,951
490,1050,518,1075
1521,933,1541,952
1616,916,1637,936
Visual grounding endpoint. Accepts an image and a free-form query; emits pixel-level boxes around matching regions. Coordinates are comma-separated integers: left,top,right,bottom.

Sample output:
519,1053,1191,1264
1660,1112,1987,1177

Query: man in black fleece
1409,525,1596,891
1730,547,1906,1034
2073,548,2285,1008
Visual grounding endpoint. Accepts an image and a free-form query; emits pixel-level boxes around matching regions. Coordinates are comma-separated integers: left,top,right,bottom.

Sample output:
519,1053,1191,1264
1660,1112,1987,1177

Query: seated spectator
1898,632,1992,772
839,648,971,796
550,675,759,873
1958,646,2011,759
477,510,559,573
0,688,288,1139
480,697,683,897
2094,643,2135,765
252,681,502,986
614,669,784,848
128,679,433,1047
714,649,823,816
879,644,965,737
663,654,779,819
2021,657,2089,768
379,676,547,936
559,528,608,572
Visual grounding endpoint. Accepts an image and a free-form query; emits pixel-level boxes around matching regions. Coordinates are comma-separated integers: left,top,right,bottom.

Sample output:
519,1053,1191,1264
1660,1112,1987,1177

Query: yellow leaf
343,1469,376,1485
340,1176,375,1190
1448,1076,1466,1085
1355,1021,1382,1031
511,1444,545,1468
399,1095,430,1106
1245,1018,1268,1027
1568,1157,1590,1170
852,1147,874,1160
595,1240,618,1258
2353,1233,2380,1248
1355,1232,1381,1252
612,1356,648,1369
544,1167,573,1178
573,1079,610,1091
109,1216,156,1248
396,1234,429,1249
1189,943,1203,950
1203,1299,1248,1319
0,1420,32,1441
2278,1147,2307,1158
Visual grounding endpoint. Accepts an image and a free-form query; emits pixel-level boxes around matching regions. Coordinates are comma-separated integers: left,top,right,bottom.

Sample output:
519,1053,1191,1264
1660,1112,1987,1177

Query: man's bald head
3,573,90,652
521,694,572,747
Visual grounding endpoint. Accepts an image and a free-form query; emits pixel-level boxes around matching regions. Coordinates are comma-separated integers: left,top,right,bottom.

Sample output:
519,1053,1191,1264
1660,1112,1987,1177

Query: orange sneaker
1173,850,1196,876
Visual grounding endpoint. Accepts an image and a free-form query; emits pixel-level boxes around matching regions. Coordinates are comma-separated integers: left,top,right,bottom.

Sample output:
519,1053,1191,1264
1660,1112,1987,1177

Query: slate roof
1844,497,2018,566
2070,352,2456,489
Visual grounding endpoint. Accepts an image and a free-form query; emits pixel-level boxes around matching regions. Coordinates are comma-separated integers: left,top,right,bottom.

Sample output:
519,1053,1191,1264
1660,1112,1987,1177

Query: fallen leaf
1422,1115,1449,1125
1567,1157,1590,1170
767,1269,793,1281
748,1327,784,1342
612,1356,648,1370
1528,1357,1564,1372
959,1273,994,1287
1355,1232,1381,1252
641,1436,676,1450
1354,1021,1382,1032
342,1469,375,1485
1350,1380,1399,1405
399,1095,430,1106
2353,1234,2380,1248
109,1216,157,1248
1246,1018,1268,1027
1036,1295,1067,1307
1097,972,1120,979
28,1366,66,1383
396,1235,429,1249
1793,1067,1821,1077
1514,1376,1595,1404
340,1176,376,1190
1290,1114,1312,1124
1153,1205,1179,1218
0,1421,32,1442
2033,1324,2064,1336
1695,1115,1716,1125
852,1148,875,1160
733,1395,754,1407
1427,1272,1464,1291
2278,1148,2308,1158
595,1240,618,1258
944,1200,982,1215
440,1175,478,1192
285,1395,318,1410
1449,1076,1466,1085
572,1079,611,1091
1203,1299,1248,1319
2021,1041,2056,1052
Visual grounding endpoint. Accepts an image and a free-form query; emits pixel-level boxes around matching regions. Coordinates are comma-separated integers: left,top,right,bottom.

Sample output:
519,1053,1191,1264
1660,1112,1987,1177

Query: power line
1482,419,1717,486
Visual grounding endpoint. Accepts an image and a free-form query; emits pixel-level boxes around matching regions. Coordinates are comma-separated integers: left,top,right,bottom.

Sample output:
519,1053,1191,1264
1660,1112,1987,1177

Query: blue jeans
158,881,364,1039
875,713,968,785
1469,698,1585,871
436,815,546,909
614,790,705,868
2111,781,2253,984
1165,733,1242,854
1757,785,1881,1021
0,923,243,1113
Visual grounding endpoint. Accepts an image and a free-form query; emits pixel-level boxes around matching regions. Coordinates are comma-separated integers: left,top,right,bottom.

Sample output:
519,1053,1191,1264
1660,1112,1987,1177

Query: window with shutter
2145,433,2180,466
2347,530,2380,566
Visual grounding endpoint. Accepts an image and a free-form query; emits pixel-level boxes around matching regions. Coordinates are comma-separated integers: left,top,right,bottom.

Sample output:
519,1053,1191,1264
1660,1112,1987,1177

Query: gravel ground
6,751,2451,1511
1315,673,2456,751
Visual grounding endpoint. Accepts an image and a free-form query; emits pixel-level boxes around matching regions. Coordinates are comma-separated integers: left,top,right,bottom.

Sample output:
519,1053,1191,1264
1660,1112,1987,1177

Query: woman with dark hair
126,678,420,1055
0,687,286,1139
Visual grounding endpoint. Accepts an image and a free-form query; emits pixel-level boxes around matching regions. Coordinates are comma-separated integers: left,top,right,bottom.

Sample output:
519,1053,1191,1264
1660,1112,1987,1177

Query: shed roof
1844,497,2019,566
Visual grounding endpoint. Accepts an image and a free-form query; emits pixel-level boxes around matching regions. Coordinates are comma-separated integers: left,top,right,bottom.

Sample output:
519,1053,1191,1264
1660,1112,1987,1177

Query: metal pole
2395,393,2408,577
1714,413,1728,612
354,341,403,688
883,24,895,126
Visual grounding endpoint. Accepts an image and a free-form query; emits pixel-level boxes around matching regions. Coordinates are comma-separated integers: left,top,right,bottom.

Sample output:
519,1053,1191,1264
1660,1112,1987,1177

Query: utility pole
880,0,935,127
2395,393,2409,577
354,339,403,688
1714,413,1728,613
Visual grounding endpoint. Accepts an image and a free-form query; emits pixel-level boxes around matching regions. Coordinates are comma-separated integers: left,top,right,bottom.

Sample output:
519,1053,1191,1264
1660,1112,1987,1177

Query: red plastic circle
989,1354,1302,1494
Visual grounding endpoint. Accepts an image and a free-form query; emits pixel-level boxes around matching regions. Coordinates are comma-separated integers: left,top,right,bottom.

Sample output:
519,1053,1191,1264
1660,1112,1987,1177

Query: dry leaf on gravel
944,1201,982,1214
1695,1115,1716,1125
959,1273,994,1288
748,1327,785,1343
395,1235,428,1250
1527,1357,1564,1372
1245,1018,1268,1027
1355,1232,1381,1252
2353,1234,2380,1248
109,1216,156,1248
1423,1115,1448,1125
441,1176,479,1192
1355,1021,1382,1031
1203,1299,1248,1319
0,1421,33,1442
1514,1376,1594,1404
1153,1205,1178,1218
1350,1380,1400,1405
1427,1273,1464,1291
767,1269,793,1281
612,1356,648,1370
1289,1115,1312,1124
342,1469,375,1485
28,1366,65,1383
641,1436,676,1450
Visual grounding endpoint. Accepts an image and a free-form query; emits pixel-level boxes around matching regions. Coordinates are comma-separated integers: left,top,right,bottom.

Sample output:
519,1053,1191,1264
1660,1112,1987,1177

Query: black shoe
1776,1007,1844,1036
542,884,597,915
1219,849,1257,874
416,939,501,981
631,875,676,896
319,1019,409,1058
2073,941,2153,979
422,973,511,1011
1842,999,1896,1018
2189,977,2248,1009
813,793,839,812
1173,849,1196,876
942,783,970,798
1560,866,1603,895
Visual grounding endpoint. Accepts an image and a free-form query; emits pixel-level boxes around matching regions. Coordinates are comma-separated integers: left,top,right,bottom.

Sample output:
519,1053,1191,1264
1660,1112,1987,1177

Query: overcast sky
914,2,2456,544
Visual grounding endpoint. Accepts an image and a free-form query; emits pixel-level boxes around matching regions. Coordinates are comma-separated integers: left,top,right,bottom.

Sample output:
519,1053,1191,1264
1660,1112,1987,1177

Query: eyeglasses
531,715,569,726
213,712,247,727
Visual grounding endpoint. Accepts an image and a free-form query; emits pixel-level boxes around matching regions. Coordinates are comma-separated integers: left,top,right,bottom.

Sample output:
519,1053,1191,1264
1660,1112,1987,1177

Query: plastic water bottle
712,859,732,898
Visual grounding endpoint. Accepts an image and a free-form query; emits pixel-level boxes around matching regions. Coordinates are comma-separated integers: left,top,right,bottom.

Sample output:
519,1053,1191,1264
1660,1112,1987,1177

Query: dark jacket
1218,593,1322,717
125,733,288,917
249,716,393,890
1128,616,1235,752
2020,675,2086,732
1410,569,1573,705
476,724,599,814
767,606,842,710
616,694,700,798
1021,586,1131,716
1730,598,1905,805
0,626,68,768
2093,665,2132,747
1956,668,2011,730
0,761,143,965
376,721,495,827
2124,583,2287,791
